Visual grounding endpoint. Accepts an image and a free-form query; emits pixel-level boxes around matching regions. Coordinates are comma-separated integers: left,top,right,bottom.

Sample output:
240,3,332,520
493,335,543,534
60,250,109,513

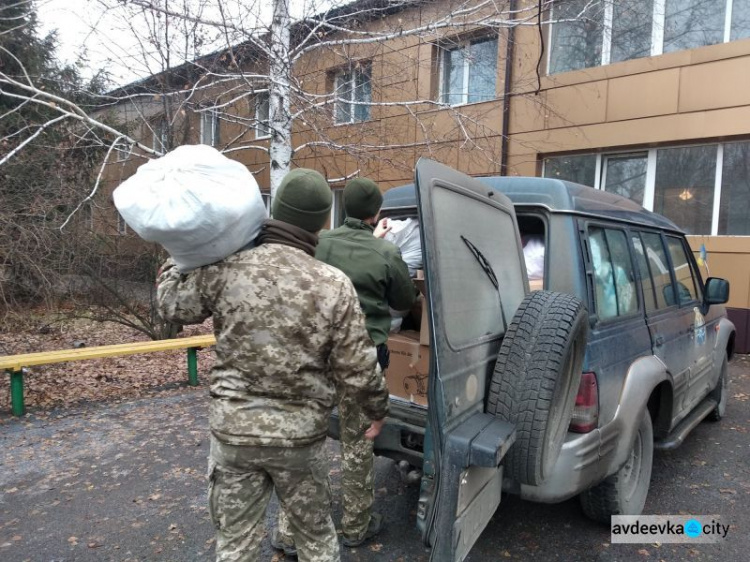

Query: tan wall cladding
679,56,750,112
545,81,608,129
688,236,750,309
606,69,680,121
512,104,750,156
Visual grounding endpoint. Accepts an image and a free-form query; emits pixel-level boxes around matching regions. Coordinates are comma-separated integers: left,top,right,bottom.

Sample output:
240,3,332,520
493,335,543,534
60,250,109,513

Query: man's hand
373,218,392,239
364,418,385,440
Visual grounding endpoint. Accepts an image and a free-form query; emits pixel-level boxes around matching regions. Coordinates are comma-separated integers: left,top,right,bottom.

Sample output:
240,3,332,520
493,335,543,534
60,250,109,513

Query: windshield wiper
461,235,498,289
461,235,507,333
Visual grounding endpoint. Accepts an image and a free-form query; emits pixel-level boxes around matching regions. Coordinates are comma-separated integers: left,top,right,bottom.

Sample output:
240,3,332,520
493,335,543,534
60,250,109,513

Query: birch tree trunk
268,0,293,199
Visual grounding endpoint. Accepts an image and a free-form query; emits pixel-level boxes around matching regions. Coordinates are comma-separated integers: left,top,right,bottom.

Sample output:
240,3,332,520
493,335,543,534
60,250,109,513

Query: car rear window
431,186,526,346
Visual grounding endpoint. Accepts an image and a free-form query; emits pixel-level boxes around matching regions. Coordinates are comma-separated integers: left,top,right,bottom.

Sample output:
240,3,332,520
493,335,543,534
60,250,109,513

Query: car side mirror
704,277,730,306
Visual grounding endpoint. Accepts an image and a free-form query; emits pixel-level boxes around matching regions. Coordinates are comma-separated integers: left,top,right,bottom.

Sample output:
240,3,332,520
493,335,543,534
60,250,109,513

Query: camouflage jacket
156,243,390,448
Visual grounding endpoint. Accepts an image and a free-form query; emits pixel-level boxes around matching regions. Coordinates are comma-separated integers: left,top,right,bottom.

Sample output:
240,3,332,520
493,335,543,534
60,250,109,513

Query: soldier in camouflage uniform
157,168,390,562
274,177,416,553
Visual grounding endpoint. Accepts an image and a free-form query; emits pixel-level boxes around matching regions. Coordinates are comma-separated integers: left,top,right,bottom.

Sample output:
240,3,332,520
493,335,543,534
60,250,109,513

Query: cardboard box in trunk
386,330,429,406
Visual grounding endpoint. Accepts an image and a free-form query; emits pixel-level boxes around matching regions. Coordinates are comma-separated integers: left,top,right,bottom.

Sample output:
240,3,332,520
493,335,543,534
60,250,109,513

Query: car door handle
654,335,664,347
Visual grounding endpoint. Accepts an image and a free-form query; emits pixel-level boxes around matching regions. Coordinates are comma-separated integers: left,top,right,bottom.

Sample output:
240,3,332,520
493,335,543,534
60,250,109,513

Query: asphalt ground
1,356,749,562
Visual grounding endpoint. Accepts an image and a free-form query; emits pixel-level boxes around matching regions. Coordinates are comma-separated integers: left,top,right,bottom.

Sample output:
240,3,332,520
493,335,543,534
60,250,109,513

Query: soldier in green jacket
157,169,390,562
273,177,417,555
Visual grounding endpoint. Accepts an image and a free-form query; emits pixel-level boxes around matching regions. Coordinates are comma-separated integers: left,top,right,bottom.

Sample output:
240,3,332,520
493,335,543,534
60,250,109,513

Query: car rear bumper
506,429,609,503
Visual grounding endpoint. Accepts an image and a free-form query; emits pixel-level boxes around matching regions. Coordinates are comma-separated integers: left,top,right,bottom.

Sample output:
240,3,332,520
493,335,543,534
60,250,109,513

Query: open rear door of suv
414,159,525,562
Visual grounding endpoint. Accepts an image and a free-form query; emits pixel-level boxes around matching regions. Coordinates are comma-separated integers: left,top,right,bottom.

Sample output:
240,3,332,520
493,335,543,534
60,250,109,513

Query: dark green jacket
317,218,417,345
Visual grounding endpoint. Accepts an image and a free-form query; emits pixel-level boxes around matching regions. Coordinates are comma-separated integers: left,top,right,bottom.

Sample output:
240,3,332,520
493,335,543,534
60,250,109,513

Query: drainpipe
500,0,517,176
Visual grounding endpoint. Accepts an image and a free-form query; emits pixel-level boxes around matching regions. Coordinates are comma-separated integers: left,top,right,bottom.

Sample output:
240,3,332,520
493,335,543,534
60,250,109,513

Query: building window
331,188,346,227
719,141,750,234
663,0,725,54
549,0,605,74
731,0,750,40
152,120,168,153
601,153,648,205
653,145,716,235
543,154,597,187
334,63,371,124
542,140,750,235
115,139,131,162
611,0,655,63
255,93,270,138
200,109,220,146
549,0,750,74
261,192,271,212
439,36,498,105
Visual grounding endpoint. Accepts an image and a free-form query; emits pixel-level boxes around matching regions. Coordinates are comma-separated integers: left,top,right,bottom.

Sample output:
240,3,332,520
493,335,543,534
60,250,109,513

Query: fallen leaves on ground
0,316,214,415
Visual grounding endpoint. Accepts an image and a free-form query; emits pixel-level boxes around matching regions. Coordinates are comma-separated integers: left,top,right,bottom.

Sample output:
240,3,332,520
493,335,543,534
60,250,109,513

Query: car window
631,233,657,313
589,227,637,321
666,236,700,305
639,232,675,309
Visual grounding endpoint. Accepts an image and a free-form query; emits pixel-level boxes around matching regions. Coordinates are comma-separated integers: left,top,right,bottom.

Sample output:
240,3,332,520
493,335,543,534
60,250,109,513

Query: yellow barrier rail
1,334,217,417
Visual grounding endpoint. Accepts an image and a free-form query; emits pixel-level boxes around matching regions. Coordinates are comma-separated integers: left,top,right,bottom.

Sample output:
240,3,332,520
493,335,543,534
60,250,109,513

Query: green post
10,370,25,417
187,347,199,386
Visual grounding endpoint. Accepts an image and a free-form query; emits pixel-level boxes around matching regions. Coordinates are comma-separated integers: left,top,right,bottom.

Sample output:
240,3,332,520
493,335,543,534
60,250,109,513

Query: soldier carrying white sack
156,168,390,562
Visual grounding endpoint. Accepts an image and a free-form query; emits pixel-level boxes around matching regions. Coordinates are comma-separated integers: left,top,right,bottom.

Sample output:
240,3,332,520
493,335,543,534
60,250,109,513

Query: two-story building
100,0,750,350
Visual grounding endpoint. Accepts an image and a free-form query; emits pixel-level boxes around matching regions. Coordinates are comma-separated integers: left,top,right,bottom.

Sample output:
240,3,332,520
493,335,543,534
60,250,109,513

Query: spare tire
486,291,588,486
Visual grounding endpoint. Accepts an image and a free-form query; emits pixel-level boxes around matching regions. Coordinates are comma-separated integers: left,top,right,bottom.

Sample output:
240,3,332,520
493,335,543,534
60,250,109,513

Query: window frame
114,139,131,163
438,35,499,106
152,119,168,153
261,191,271,213
330,187,346,227
333,62,372,125
199,108,220,147
547,0,745,74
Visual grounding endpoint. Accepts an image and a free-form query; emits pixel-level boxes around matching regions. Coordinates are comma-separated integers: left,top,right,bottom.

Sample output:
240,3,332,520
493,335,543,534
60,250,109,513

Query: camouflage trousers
208,436,340,562
277,396,375,543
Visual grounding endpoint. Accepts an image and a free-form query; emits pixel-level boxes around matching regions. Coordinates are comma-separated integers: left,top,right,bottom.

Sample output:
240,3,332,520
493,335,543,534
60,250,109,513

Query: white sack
384,218,422,276
113,145,267,272
523,236,545,280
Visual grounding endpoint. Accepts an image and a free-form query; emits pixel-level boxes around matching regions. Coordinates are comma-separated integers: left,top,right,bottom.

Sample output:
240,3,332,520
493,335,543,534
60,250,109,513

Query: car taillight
569,372,599,433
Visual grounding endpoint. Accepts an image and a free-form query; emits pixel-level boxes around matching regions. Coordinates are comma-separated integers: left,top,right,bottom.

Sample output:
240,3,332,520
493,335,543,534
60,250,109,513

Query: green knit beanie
344,178,383,220
272,168,332,232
